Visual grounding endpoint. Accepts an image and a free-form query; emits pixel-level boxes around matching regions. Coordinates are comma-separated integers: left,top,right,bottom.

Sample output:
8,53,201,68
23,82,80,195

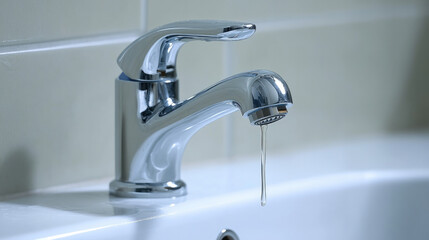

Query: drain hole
217,229,239,240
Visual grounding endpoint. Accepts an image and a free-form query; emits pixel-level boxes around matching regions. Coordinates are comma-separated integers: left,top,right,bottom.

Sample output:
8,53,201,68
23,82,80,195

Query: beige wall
1,0,428,197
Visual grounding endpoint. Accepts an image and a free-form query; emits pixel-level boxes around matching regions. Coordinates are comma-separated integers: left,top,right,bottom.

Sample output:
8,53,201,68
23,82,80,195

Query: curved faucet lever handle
117,20,256,81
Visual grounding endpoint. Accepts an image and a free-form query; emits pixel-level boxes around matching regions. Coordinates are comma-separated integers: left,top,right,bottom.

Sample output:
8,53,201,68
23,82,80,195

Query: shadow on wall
0,149,34,197
390,16,429,131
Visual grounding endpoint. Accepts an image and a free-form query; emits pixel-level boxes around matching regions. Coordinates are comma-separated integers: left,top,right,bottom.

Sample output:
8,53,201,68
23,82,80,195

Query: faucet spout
110,70,292,198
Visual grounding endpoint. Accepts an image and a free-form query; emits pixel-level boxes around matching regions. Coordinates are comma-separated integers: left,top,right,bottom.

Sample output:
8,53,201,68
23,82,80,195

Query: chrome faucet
109,20,293,198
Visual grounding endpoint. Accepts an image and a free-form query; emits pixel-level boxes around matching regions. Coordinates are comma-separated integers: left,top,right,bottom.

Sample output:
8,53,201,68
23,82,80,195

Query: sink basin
1,133,429,240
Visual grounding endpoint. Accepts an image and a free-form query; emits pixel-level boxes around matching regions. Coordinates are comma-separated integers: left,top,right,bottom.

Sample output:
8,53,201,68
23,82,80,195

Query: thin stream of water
260,124,268,207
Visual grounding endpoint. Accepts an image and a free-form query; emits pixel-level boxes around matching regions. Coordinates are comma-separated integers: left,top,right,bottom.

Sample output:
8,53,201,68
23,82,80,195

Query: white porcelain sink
1,133,429,240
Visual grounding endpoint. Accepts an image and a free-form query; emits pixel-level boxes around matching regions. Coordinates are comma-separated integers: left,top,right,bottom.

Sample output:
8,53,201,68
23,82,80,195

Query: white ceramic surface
1,132,428,240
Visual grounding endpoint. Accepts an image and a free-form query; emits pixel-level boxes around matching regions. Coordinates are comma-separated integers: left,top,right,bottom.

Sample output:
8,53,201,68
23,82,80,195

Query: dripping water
260,124,268,206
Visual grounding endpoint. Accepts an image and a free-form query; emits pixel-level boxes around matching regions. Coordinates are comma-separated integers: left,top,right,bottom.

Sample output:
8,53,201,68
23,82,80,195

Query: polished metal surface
117,20,256,81
110,179,186,198
110,20,293,198
217,229,240,240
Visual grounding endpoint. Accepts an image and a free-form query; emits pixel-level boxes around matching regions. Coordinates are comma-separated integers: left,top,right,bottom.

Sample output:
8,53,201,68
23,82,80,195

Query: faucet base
109,180,187,198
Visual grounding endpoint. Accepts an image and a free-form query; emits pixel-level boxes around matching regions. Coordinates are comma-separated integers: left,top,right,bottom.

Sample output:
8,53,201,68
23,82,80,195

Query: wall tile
2,0,427,197
146,0,231,29
0,0,142,46
0,43,128,196
229,16,429,157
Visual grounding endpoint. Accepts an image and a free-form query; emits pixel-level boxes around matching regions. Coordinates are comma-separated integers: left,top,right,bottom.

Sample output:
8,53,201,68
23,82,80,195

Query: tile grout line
0,31,141,55
140,0,148,33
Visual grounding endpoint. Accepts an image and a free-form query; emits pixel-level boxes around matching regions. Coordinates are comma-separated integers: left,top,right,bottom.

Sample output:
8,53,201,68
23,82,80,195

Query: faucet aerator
254,114,285,125
248,105,288,125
